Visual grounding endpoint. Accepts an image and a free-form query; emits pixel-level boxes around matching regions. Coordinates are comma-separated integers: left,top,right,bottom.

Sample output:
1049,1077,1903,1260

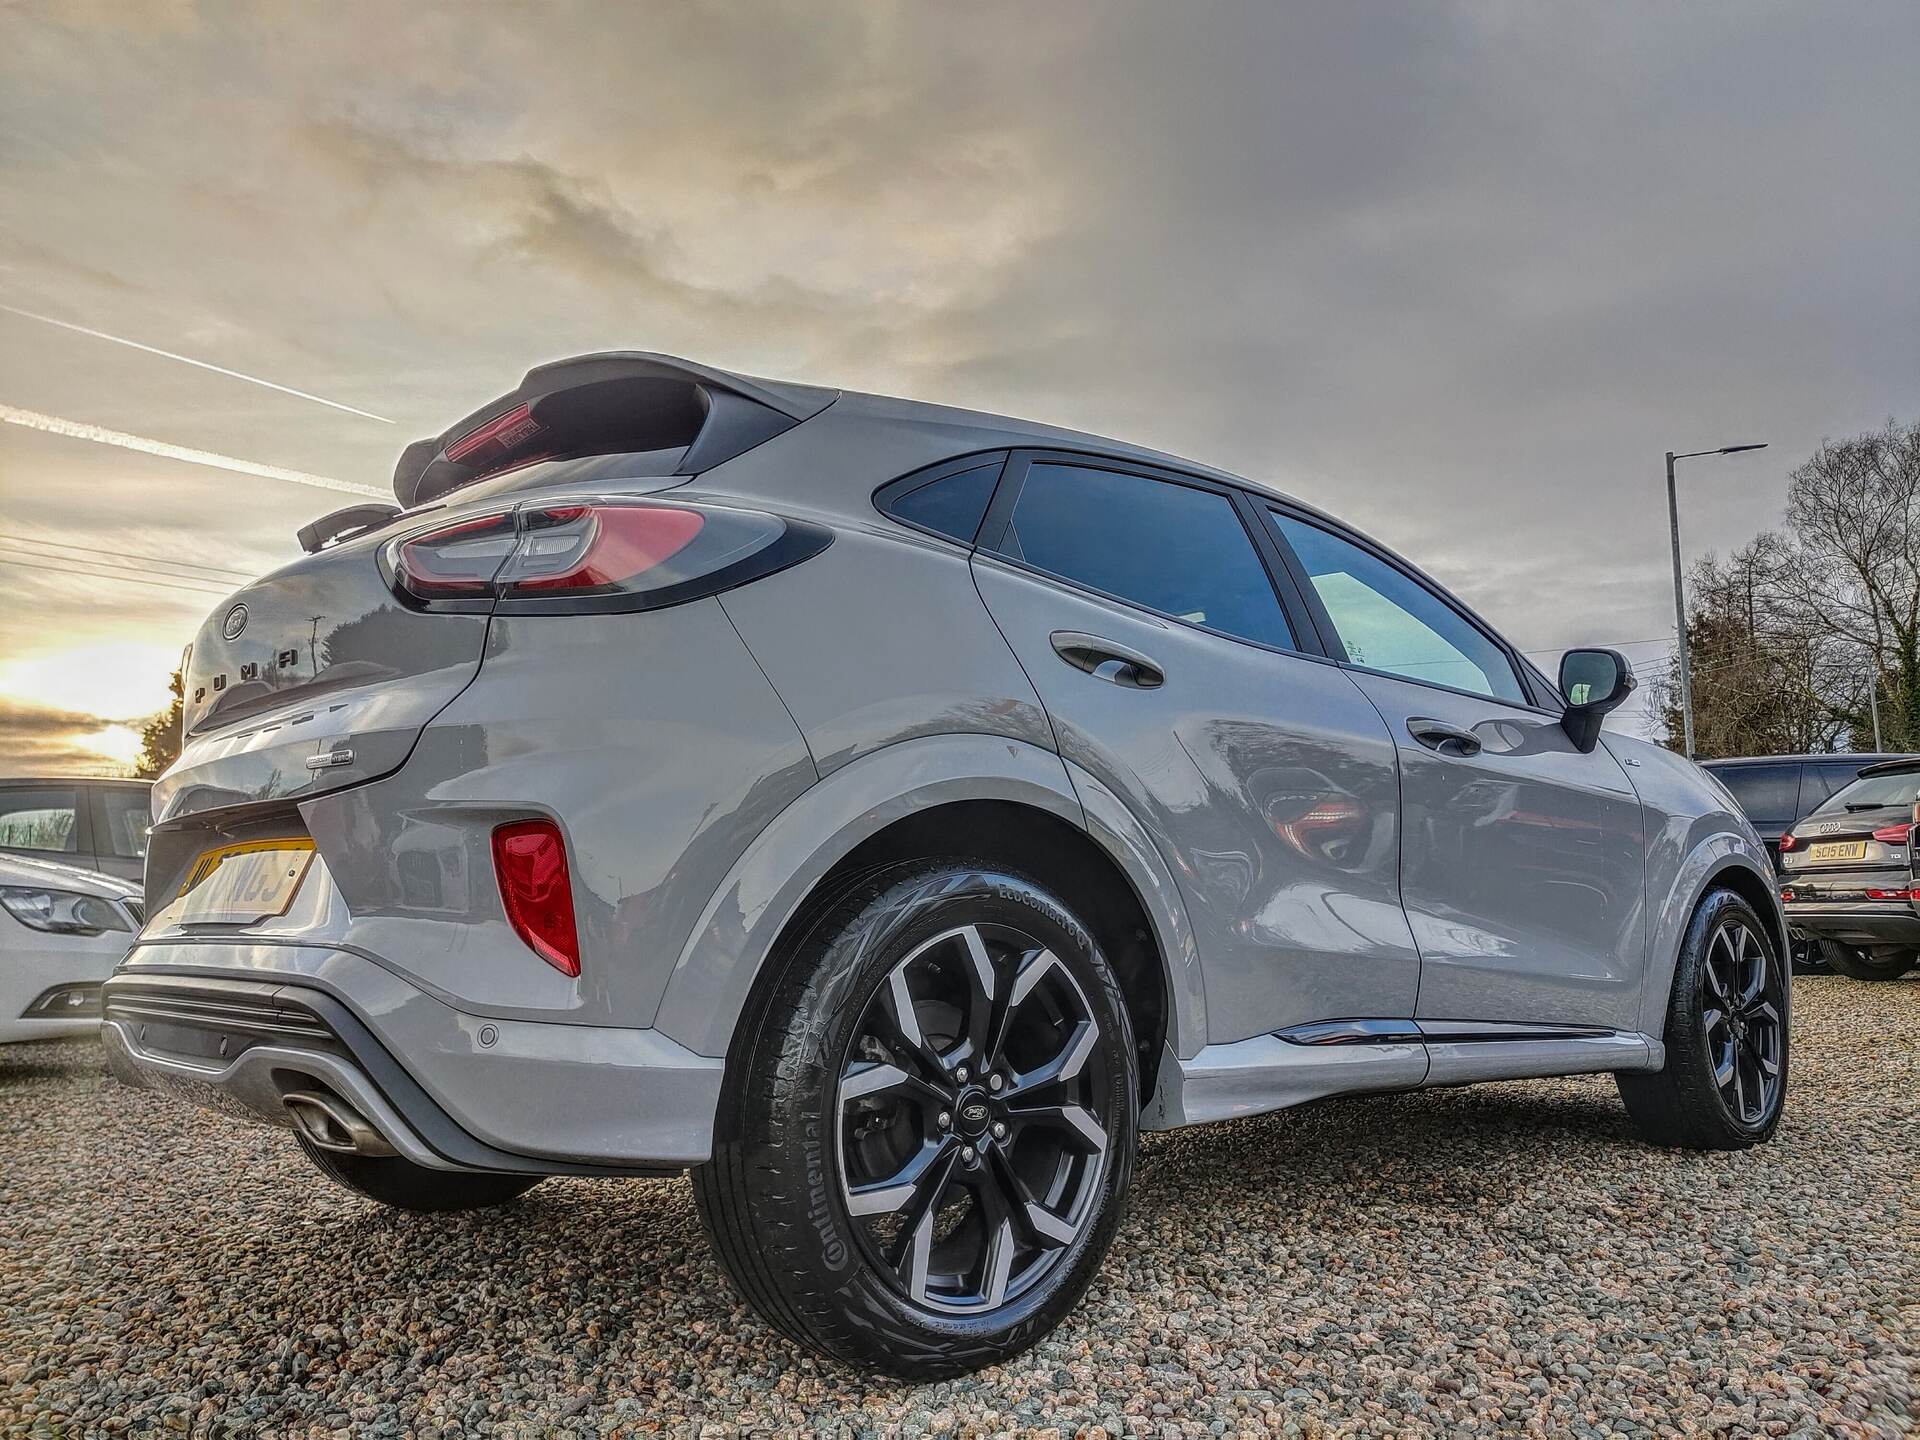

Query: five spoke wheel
837,923,1110,1313
1699,917,1784,1126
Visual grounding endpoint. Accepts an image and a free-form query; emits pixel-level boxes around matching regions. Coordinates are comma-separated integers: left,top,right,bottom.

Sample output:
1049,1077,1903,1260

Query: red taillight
492,819,580,977
1871,821,1912,846
510,505,705,593
387,500,812,612
1863,886,1920,902
1777,832,1798,852
446,402,547,467
394,511,518,598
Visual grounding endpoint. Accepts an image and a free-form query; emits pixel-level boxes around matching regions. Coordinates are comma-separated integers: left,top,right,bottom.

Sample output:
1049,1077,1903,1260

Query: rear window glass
1713,764,1801,822
1813,768,1920,816
883,462,1000,544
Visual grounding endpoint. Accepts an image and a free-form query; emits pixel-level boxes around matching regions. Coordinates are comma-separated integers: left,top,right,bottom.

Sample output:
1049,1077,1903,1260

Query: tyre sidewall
741,861,1137,1371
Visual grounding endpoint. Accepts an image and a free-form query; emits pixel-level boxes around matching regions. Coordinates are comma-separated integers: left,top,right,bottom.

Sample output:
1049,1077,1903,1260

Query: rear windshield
1813,769,1920,815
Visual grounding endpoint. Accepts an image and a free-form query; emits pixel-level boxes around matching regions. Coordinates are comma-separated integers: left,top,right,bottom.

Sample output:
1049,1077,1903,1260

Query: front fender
1635,827,1781,1039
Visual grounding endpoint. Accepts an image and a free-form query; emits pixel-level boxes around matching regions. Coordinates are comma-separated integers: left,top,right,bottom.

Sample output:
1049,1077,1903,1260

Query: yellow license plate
171,840,315,924
1807,840,1867,862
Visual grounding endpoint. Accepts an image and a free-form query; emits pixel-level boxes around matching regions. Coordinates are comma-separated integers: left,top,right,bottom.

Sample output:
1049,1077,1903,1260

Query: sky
1,1,1916,773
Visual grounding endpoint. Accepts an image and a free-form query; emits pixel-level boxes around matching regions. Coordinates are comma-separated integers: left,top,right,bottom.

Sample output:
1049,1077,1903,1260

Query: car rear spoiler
392,352,837,508
1855,757,1920,778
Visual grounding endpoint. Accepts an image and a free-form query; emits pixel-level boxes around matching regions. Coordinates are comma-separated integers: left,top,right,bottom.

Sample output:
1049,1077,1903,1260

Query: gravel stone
1,976,1913,1435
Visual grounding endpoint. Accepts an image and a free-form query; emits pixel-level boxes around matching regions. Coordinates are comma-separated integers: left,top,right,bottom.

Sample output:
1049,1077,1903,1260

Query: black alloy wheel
837,921,1111,1314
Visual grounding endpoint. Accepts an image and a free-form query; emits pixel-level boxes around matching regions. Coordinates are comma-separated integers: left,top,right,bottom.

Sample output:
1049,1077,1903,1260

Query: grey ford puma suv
107,353,1788,1376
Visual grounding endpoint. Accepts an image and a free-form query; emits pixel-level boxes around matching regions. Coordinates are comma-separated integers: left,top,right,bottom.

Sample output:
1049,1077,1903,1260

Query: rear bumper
1784,903,1920,950
104,941,724,1172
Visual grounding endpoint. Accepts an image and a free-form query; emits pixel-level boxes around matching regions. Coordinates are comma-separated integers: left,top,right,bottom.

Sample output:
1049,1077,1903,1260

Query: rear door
970,454,1418,1045
1264,508,1647,1032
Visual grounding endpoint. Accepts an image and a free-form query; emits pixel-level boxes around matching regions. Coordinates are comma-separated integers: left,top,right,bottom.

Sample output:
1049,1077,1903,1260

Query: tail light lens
395,511,520,597
1777,832,1798,852
492,819,580,977
1863,886,1920,902
389,501,826,612
1871,821,1912,846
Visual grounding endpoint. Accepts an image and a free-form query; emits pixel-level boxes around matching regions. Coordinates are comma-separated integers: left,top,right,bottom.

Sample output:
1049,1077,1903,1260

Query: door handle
1407,717,1482,757
1050,631,1164,689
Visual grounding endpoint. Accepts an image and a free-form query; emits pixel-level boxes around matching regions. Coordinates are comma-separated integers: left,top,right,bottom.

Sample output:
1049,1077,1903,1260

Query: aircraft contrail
0,403,388,498
0,303,394,424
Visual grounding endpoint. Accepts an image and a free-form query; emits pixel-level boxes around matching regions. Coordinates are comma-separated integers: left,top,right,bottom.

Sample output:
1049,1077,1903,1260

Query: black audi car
1776,758,1919,981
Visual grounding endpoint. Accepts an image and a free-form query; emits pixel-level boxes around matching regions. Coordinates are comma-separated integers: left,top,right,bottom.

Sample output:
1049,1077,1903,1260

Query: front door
1266,509,1648,1031
971,456,1419,1046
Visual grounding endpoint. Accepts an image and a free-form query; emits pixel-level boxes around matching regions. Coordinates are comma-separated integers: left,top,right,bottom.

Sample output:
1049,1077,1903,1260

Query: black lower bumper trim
103,975,676,1179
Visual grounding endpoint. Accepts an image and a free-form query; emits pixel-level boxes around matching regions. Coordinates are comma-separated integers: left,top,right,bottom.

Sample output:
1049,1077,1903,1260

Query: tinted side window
95,787,152,859
0,787,81,854
881,462,1000,544
1002,464,1295,649
1715,764,1802,822
1271,513,1527,704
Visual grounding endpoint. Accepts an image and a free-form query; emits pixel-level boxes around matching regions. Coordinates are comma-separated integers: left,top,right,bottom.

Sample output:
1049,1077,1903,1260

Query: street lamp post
1667,443,1768,759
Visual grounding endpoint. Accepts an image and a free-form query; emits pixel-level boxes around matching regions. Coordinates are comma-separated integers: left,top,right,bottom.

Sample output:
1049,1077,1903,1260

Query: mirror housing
1558,648,1636,754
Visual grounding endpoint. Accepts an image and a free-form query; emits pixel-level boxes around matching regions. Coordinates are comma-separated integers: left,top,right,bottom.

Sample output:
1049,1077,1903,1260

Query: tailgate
155,522,488,826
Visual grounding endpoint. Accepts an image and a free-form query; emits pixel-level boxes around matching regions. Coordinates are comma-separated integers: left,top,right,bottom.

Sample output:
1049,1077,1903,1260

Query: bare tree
1767,420,1919,750
1657,419,1918,756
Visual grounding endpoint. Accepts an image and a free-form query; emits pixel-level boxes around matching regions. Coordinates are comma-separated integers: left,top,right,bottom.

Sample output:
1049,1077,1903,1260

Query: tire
1618,887,1787,1150
295,1133,544,1212
693,859,1138,1378
1788,936,1828,975
1818,939,1917,981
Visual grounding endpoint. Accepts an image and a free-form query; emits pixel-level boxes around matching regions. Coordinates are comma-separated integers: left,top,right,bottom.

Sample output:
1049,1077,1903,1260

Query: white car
1,852,142,1042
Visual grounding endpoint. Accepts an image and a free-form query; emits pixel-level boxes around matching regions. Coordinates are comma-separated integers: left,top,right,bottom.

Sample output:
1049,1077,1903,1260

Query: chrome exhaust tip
283,1089,397,1157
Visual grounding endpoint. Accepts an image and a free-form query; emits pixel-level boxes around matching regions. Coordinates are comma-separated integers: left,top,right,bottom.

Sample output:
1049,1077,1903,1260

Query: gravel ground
2,975,1914,1438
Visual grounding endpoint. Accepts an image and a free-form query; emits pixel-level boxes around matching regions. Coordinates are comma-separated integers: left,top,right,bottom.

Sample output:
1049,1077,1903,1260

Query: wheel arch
652,734,1204,1087
1635,835,1787,1039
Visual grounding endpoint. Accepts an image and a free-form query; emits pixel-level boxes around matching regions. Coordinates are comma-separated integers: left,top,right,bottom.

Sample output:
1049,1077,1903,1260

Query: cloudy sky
2,1,1915,771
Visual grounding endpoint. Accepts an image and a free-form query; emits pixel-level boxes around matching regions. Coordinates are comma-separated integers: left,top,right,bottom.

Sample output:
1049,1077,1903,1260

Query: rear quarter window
876,460,1003,545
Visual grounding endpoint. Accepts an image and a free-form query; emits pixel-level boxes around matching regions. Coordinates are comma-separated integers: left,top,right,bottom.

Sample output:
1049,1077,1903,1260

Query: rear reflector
1863,886,1920,902
492,819,581,977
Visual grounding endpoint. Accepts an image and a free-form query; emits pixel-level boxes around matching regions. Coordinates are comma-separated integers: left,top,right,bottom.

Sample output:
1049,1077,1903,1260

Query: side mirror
1558,648,1636,754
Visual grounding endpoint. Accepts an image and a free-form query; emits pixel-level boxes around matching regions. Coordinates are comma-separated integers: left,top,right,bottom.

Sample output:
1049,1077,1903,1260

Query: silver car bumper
103,943,724,1172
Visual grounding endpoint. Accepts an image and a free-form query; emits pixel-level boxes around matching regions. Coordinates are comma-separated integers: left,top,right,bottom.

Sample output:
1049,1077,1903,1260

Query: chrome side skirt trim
1275,1016,1618,1046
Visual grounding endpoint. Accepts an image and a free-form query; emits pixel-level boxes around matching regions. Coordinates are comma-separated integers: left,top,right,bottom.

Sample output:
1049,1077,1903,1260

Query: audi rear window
1813,768,1920,815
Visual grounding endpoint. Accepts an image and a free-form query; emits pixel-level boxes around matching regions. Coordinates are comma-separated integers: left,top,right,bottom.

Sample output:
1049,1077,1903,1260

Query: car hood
0,852,141,899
